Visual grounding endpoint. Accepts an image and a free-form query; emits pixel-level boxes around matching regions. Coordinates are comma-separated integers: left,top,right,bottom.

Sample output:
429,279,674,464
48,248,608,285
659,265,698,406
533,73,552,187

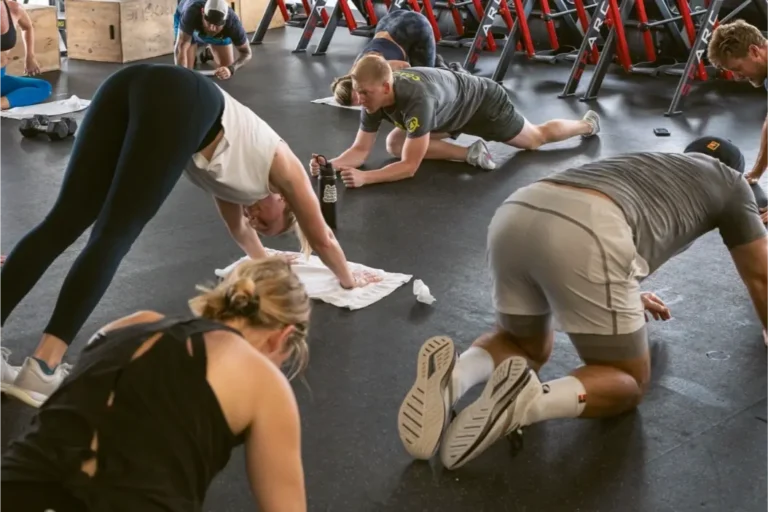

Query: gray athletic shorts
458,80,525,142
487,181,650,362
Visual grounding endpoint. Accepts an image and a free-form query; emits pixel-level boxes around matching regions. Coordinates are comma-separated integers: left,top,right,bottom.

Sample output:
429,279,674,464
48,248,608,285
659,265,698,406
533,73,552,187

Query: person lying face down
314,54,600,189
2,257,312,512
396,146,767,470
331,10,438,107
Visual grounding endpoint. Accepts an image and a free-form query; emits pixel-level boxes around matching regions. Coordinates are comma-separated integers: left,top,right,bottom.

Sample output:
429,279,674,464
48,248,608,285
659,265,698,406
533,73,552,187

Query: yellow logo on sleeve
395,71,422,81
406,117,420,133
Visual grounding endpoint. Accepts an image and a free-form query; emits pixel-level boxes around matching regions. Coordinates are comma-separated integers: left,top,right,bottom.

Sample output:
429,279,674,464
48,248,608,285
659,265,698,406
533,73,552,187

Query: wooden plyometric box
228,0,285,34
5,5,60,76
67,0,177,63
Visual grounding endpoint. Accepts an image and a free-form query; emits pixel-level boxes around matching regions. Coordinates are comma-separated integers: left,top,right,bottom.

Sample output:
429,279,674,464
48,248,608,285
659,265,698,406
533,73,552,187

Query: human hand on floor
25,56,40,76
339,167,366,188
341,269,383,289
214,66,232,80
272,251,300,265
641,292,671,321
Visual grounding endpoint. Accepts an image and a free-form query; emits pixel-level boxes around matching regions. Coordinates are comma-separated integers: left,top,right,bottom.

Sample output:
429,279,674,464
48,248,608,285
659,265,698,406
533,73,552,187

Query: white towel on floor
0,95,91,119
312,96,363,111
215,250,412,310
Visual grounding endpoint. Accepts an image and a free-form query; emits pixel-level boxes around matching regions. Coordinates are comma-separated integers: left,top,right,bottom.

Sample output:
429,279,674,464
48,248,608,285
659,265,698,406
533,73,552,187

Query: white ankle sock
450,346,495,401
522,376,587,426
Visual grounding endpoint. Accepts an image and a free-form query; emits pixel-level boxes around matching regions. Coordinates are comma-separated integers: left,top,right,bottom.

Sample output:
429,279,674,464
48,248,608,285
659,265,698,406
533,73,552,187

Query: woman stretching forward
1,63,379,408
1,0,52,109
2,257,309,512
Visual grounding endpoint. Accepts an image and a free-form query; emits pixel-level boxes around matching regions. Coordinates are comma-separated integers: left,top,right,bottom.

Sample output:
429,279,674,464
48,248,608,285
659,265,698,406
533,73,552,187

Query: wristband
227,64,236,76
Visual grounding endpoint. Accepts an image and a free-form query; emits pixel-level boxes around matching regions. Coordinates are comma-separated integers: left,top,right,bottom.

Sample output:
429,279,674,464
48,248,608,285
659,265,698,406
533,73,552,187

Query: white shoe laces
1,346,12,362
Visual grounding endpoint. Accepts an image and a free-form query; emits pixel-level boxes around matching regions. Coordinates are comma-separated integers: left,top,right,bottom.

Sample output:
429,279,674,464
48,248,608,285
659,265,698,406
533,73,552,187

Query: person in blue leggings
0,0,52,110
332,10,464,106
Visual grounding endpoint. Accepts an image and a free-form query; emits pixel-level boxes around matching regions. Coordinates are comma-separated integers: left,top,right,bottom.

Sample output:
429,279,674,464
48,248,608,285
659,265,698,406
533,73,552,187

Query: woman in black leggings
2,257,310,512
0,63,379,408
332,10,440,106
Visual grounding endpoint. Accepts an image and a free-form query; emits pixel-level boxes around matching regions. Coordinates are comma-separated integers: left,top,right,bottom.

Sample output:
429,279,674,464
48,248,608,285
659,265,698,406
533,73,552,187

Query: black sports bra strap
162,317,242,341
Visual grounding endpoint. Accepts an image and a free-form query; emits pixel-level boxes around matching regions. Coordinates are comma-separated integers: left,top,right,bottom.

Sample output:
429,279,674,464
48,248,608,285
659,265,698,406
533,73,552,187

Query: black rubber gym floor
2,28,766,512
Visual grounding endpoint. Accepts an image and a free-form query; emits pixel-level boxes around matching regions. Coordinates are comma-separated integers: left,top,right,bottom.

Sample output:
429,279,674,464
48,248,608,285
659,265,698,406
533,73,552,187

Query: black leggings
2,481,89,512
0,64,224,345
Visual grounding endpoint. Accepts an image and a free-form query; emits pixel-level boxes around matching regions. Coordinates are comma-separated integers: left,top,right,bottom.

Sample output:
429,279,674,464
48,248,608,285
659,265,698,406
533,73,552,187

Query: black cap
683,136,745,173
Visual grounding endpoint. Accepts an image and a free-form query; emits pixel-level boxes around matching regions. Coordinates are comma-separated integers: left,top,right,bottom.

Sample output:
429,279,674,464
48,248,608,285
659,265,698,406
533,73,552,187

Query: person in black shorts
174,0,251,80
331,10,458,106
2,257,310,512
0,63,379,409
312,55,600,188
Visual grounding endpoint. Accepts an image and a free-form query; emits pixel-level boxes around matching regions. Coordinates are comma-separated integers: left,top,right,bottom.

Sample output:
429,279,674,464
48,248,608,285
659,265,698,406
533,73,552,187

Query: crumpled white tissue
413,279,436,305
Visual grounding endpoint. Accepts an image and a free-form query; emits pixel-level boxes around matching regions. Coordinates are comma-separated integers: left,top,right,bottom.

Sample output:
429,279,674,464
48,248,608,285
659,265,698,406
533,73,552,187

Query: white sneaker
439,356,542,470
466,139,497,170
397,336,457,460
582,110,600,137
1,347,20,394
4,357,72,408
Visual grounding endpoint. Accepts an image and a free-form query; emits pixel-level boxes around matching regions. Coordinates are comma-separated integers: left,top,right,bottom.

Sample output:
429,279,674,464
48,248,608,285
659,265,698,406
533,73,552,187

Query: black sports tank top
361,37,406,61
1,316,246,512
1,0,16,52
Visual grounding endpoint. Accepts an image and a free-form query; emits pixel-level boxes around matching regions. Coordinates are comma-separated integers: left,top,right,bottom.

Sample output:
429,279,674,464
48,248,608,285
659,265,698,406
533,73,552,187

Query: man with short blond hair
310,54,600,188
708,20,768,185
351,51,393,83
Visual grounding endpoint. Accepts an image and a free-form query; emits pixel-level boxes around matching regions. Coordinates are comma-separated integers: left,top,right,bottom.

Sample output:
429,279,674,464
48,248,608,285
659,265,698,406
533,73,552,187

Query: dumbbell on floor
19,116,77,141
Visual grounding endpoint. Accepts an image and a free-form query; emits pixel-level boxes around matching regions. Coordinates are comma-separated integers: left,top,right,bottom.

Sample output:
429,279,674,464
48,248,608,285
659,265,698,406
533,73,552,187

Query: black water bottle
317,155,337,230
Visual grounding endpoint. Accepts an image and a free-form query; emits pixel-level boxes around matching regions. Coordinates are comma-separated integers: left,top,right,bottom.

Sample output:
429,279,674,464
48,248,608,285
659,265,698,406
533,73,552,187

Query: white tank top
183,84,282,205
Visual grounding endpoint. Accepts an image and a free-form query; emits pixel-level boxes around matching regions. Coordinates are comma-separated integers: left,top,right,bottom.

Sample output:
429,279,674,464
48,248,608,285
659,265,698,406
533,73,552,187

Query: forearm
364,160,418,185
22,29,35,60
175,43,190,68
332,147,369,169
308,229,355,288
230,225,269,260
752,119,768,176
231,48,251,71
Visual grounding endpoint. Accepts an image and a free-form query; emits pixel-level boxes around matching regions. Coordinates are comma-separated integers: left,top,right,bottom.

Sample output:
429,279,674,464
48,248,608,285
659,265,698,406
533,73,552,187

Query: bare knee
385,129,406,157
507,122,545,150
520,126,545,150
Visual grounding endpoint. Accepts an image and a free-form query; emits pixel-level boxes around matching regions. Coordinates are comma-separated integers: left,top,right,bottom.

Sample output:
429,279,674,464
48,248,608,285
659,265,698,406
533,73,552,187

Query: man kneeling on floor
309,54,600,188
398,142,768,469
174,0,251,80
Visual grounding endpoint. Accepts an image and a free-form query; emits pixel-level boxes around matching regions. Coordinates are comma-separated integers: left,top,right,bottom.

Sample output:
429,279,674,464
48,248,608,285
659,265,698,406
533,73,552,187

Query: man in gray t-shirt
309,56,599,188
395,149,768,471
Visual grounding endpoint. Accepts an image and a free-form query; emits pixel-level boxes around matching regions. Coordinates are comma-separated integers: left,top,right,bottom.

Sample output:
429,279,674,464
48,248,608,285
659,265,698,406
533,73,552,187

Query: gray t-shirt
541,152,766,276
359,68,493,138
